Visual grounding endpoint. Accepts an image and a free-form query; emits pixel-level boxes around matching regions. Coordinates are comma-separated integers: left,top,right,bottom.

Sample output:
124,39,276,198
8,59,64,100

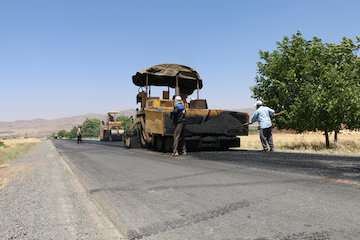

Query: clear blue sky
1,0,359,121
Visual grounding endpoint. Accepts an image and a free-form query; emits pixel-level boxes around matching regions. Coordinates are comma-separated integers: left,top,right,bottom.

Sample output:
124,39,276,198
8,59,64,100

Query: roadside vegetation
54,118,101,139
0,138,40,165
241,131,360,155
54,116,132,139
116,115,133,130
252,32,360,148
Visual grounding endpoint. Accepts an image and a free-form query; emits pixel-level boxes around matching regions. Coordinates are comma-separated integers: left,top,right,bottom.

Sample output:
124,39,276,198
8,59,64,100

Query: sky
0,0,359,121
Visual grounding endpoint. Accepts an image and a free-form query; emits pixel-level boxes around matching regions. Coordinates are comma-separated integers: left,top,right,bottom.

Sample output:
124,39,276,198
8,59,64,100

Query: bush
116,116,133,130
57,130,68,138
81,118,101,138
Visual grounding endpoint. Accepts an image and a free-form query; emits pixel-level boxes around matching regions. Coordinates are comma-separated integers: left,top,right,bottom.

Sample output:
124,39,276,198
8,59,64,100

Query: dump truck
99,112,125,141
124,64,249,151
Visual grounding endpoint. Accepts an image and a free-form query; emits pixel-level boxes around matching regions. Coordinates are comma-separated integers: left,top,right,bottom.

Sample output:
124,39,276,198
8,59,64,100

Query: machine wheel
102,130,110,141
138,124,150,148
163,136,173,153
124,130,141,149
154,135,165,152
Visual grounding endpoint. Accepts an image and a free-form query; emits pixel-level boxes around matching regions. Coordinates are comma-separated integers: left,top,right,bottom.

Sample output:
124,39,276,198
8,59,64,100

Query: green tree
68,126,78,139
57,129,68,138
252,32,360,148
116,115,133,130
81,118,101,138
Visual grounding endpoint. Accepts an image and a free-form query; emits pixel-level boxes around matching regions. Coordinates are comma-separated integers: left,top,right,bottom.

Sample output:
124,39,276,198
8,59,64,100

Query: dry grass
240,131,360,155
0,138,41,165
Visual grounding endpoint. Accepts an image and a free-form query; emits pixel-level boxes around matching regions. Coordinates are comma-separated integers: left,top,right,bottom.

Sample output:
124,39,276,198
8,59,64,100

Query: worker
171,96,187,156
248,100,277,152
108,113,114,122
77,126,82,144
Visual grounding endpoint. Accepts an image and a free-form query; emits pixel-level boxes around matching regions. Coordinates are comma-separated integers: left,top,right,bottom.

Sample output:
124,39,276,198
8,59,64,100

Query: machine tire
124,130,141,149
163,136,173,153
102,130,110,141
154,135,165,152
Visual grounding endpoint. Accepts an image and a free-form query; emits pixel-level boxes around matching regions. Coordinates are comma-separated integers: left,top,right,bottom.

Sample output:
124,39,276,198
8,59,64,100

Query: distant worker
108,113,114,122
171,96,187,156
247,100,279,152
77,126,82,144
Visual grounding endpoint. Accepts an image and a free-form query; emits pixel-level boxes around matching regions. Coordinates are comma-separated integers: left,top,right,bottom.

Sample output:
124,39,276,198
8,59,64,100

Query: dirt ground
241,130,360,155
0,138,40,188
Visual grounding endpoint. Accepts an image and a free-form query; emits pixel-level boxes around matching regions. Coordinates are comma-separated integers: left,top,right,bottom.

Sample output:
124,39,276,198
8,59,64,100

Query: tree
116,115,133,130
57,129,68,138
81,118,101,138
68,126,78,139
252,32,360,148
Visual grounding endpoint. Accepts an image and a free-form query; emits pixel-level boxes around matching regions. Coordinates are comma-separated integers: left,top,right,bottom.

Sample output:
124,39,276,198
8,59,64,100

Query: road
0,141,123,240
53,140,360,240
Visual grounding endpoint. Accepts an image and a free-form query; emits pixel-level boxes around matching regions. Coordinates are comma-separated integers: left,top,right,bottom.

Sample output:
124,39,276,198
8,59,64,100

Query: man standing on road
171,96,187,156
248,100,278,152
77,126,82,144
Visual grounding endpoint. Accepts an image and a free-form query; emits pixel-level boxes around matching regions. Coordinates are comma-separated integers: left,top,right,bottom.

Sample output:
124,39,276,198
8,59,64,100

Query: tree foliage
252,32,360,147
81,118,101,138
116,115,133,130
68,126,78,139
54,119,101,139
57,129,68,138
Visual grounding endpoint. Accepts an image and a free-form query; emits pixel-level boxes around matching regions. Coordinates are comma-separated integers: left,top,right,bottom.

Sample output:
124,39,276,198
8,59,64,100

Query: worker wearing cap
171,96,187,156
249,100,276,152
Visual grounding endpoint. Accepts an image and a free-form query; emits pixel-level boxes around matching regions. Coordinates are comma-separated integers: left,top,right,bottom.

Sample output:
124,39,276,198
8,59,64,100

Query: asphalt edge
49,140,128,240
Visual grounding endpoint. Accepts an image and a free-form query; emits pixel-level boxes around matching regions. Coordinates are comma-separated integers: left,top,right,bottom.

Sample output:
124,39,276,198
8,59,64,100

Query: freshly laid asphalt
53,140,360,240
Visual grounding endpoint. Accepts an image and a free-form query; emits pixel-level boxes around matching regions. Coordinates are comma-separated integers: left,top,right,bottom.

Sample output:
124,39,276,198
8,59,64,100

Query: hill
0,111,135,138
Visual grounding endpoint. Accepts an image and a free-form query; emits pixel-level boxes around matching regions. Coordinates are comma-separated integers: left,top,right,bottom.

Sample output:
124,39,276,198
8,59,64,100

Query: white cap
255,100,263,107
175,96,182,101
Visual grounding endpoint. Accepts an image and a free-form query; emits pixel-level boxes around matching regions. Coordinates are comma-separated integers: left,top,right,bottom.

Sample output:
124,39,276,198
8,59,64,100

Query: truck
99,112,125,141
124,64,249,152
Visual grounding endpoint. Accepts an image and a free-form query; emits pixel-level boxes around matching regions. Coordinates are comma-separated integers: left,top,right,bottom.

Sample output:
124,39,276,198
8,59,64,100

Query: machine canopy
132,64,203,95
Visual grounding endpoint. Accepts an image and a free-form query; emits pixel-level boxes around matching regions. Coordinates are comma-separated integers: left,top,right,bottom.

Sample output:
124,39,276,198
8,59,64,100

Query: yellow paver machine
99,112,124,141
124,64,249,152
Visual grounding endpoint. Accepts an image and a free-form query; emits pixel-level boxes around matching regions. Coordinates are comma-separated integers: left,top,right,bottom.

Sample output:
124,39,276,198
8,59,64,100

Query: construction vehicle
99,112,125,141
124,64,249,151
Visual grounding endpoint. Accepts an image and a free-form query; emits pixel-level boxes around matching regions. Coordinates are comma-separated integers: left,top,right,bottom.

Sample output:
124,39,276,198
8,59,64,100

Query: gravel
0,141,125,240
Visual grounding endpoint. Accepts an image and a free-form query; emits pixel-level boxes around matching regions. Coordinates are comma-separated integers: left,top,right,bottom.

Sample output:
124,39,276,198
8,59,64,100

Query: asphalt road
53,140,360,240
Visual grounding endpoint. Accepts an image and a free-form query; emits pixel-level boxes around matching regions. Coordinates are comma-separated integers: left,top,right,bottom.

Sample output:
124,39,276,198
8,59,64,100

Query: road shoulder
0,140,125,240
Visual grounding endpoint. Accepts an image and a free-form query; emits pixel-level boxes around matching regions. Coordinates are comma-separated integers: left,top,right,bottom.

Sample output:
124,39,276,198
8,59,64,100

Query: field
240,130,360,155
0,138,41,165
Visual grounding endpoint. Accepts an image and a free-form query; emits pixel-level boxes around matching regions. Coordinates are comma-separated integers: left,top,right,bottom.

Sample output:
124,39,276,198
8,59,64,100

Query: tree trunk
325,130,330,148
334,130,338,143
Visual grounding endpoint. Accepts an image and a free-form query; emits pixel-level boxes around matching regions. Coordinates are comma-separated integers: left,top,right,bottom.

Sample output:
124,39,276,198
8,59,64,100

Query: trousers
173,123,186,154
260,127,273,150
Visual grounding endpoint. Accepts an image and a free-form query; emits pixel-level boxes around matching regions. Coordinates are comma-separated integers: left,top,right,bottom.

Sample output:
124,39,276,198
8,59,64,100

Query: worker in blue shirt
249,100,279,152
171,96,187,156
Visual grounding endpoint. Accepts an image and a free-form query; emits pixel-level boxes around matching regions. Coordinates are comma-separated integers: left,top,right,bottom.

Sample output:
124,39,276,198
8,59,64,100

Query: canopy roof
132,64,203,95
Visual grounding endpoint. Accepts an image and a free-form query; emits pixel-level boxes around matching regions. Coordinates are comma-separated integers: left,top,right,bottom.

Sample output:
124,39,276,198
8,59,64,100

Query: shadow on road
191,150,360,182
54,139,360,182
